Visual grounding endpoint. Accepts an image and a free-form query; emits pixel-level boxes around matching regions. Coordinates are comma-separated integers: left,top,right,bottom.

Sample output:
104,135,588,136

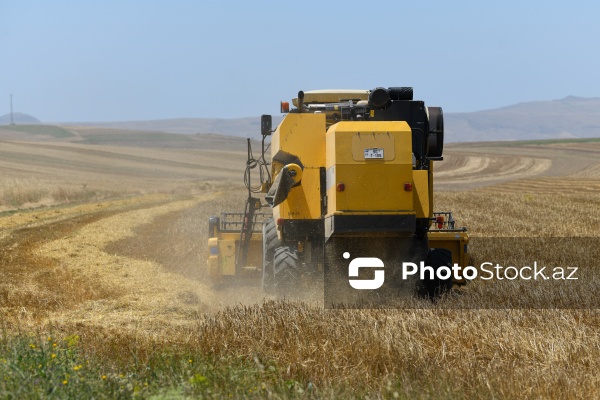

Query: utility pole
10,94,15,125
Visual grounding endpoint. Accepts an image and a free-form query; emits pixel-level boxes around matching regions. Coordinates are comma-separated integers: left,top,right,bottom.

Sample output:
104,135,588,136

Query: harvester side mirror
261,114,272,136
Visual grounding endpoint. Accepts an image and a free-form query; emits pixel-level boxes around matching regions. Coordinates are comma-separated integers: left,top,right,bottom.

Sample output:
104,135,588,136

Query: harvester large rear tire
262,218,279,294
418,248,453,299
273,246,300,297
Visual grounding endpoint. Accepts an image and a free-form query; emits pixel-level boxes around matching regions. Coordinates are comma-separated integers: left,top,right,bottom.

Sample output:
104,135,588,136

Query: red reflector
276,218,285,226
336,183,345,192
404,182,413,191
436,215,445,229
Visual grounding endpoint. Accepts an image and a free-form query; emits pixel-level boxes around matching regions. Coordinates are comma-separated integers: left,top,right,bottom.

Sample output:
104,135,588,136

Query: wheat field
0,129,599,398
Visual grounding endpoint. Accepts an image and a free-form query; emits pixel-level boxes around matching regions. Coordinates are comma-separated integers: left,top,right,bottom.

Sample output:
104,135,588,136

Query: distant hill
68,117,284,139
58,96,600,142
0,112,41,125
0,124,74,140
445,96,600,142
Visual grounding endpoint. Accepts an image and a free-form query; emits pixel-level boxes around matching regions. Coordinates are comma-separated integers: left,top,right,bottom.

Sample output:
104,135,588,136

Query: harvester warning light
436,215,445,229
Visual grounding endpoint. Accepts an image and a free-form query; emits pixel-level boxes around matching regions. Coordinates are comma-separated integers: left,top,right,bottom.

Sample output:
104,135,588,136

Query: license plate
364,148,384,159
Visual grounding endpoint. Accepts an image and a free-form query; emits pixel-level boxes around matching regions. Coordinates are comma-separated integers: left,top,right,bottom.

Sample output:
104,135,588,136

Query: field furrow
1,134,599,398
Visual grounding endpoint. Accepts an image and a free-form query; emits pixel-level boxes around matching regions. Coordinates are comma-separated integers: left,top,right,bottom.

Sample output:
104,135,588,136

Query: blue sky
1,1,599,122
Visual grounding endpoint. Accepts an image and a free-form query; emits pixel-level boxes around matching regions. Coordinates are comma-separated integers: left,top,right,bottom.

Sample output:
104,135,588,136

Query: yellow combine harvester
207,87,468,300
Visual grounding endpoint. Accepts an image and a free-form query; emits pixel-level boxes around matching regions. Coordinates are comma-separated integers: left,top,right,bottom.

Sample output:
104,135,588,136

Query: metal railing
220,212,270,232
430,211,467,232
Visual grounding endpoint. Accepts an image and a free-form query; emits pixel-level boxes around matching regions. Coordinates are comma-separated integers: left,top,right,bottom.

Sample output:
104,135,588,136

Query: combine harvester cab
207,87,469,300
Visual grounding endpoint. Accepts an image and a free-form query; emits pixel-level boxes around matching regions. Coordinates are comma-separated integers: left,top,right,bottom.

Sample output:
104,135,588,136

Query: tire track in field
478,177,600,194
104,199,268,311
568,161,600,178
28,192,248,334
435,153,551,188
0,210,125,326
0,195,177,327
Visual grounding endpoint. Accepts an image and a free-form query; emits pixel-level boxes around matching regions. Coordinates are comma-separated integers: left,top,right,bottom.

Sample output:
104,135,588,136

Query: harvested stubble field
0,127,599,399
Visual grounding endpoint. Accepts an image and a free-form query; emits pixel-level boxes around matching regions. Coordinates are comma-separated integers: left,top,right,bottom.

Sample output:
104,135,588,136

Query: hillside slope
55,96,600,142
445,96,600,142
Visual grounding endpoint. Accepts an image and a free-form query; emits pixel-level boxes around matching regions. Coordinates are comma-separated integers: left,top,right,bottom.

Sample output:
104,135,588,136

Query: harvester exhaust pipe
369,87,413,109
297,91,305,112
369,87,391,110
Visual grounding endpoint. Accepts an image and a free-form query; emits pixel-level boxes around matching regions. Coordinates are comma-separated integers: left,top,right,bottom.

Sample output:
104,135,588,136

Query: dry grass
192,303,600,398
1,136,599,398
0,177,128,211
0,137,246,212
435,190,600,237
